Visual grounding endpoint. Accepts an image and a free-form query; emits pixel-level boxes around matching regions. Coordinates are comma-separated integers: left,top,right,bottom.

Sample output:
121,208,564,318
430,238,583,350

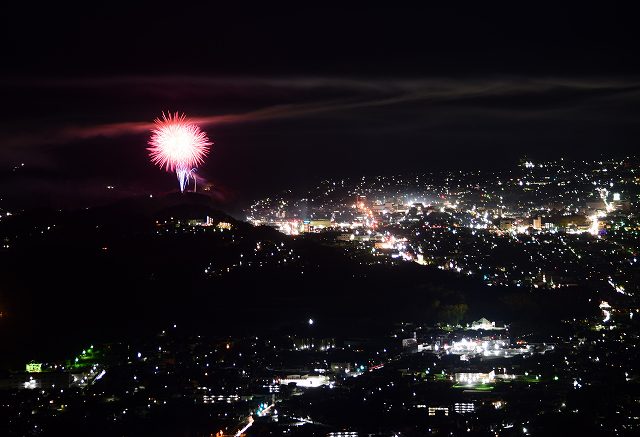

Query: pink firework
147,112,212,192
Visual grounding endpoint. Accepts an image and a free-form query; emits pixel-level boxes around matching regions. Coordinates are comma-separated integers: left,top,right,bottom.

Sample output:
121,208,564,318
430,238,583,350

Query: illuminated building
533,216,542,230
372,201,395,214
330,362,352,374
428,406,449,416
216,221,232,230
16,372,72,390
302,218,332,232
202,394,241,404
469,317,505,330
277,374,331,387
26,361,42,373
292,337,335,351
455,371,495,385
402,337,418,352
454,403,475,414
499,218,514,231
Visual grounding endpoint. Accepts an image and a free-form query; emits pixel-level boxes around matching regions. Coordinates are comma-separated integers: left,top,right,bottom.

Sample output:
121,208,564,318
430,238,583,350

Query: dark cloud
2,76,638,148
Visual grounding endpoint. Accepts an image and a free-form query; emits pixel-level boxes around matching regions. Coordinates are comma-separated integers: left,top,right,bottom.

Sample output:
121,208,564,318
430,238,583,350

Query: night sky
1,5,638,209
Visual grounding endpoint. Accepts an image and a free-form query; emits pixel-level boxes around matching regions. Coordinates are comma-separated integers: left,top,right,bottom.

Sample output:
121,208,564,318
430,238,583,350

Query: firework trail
148,112,212,192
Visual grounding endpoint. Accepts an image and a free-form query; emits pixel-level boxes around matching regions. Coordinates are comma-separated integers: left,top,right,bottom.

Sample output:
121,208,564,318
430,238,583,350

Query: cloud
1,75,639,152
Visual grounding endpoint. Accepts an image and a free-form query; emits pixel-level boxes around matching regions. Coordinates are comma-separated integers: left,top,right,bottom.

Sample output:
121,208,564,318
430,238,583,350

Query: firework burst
147,112,212,192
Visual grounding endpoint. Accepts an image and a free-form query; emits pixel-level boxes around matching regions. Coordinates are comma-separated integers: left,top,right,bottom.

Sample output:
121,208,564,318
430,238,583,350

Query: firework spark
148,112,212,192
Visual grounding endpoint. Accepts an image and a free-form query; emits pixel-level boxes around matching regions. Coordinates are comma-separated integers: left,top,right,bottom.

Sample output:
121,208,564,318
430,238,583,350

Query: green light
26,362,43,373
453,383,494,391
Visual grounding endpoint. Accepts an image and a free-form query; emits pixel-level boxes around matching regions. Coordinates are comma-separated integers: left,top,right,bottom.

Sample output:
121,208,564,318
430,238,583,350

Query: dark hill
0,194,592,369
0,194,462,366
